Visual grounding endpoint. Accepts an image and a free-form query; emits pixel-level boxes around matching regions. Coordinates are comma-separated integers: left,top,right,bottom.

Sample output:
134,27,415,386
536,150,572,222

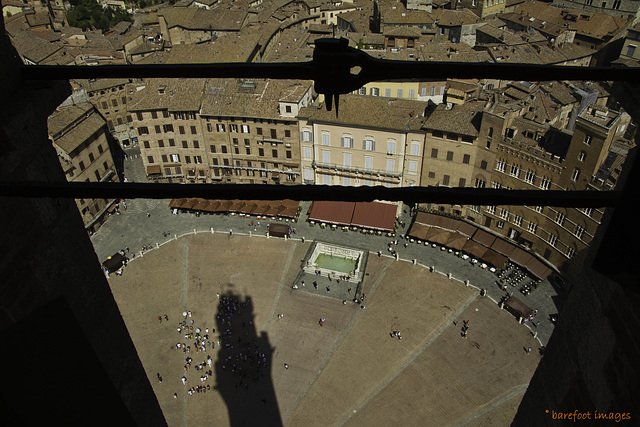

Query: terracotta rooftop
158,5,248,31
11,30,63,63
299,95,427,132
200,78,313,120
127,78,208,112
48,103,106,154
74,78,130,93
422,101,484,136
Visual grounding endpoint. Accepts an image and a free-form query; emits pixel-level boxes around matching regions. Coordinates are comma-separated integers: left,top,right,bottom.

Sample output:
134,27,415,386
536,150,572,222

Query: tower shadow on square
214,290,282,427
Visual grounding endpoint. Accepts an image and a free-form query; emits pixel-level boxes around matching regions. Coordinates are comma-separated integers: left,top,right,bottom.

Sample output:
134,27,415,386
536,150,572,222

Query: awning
427,228,453,245
510,247,535,267
445,232,468,250
278,203,299,218
480,249,508,268
408,223,431,240
462,240,488,259
263,204,281,216
351,201,397,231
455,221,477,237
472,229,496,247
268,223,290,237
181,199,199,210
308,201,355,226
491,239,517,257
192,198,210,211
526,258,553,279
504,297,533,319
146,165,161,174
228,199,246,212
168,198,183,208
415,211,440,226
203,200,221,212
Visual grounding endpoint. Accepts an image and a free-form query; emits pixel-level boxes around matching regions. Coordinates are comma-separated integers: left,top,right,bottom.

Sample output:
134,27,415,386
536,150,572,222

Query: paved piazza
107,232,542,426
92,149,560,425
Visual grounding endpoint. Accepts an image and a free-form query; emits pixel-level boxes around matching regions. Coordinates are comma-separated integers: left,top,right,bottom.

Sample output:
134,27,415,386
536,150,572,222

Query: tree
66,0,132,32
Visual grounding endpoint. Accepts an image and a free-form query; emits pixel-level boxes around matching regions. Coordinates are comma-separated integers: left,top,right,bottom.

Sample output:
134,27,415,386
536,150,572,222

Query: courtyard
107,232,542,426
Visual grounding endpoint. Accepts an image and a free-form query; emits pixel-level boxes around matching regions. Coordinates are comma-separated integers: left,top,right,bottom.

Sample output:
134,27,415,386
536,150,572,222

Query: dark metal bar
0,182,620,207
366,60,640,83
20,62,640,83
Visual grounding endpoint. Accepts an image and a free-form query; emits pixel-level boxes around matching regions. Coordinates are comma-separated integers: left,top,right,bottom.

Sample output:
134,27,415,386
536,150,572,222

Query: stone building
298,95,428,188
455,0,507,18
200,78,314,184
157,7,249,46
552,0,640,19
128,78,208,183
74,78,137,147
47,101,120,233
419,81,634,270
131,78,313,184
614,22,640,66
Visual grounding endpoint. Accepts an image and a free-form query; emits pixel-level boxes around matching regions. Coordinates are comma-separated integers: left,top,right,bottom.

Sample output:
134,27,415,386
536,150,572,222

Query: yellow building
299,95,427,188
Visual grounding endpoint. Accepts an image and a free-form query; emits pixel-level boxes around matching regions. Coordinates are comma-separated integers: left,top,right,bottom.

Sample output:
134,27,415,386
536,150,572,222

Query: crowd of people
169,310,217,398
216,294,271,391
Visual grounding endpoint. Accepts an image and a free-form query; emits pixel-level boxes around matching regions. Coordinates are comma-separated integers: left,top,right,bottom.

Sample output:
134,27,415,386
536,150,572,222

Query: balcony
312,161,402,179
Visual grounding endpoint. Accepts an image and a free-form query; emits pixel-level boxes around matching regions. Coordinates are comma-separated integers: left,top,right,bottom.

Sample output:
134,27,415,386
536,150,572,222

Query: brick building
200,78,314,184
47,101,120,233
419,81,634,270
128,78,208,183
131,78,314,184
74,78,138,147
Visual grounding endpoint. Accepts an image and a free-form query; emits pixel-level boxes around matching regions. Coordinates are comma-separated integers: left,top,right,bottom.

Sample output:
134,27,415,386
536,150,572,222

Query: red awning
472,229,497,247
351,202,397,231
408,223,431,240
309,201,355,226
445,232,469,250
491,239,517,257
510,247,535,267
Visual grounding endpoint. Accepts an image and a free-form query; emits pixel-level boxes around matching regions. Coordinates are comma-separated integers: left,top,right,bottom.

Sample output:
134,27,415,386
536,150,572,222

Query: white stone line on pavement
337,291,479,427
283,257,394,425
408,258,543,348
265,240,299,334
182,237,189,312
181,236,189,426
105,227,548,349
453,383,530,427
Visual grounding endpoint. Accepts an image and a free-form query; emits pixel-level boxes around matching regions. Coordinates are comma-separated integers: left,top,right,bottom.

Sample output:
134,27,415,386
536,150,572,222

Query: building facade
131,78,313,184
47,102,120,233
299,95,427,188
129,78,208,183
418,84,634,270
200,79,314,185
74,78,138,147
552,0,640,19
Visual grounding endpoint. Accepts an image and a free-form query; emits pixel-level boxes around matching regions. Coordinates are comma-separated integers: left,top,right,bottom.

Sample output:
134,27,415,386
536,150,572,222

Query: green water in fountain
315,253,357,274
